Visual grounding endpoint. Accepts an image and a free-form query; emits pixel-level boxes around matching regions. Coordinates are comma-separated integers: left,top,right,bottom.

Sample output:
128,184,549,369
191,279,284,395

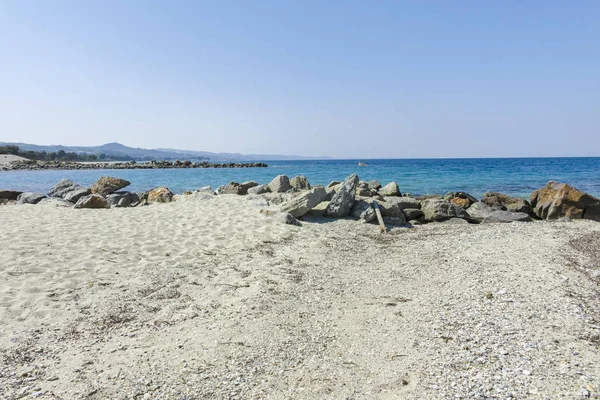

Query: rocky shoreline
0,159,268,171
2,173,599,228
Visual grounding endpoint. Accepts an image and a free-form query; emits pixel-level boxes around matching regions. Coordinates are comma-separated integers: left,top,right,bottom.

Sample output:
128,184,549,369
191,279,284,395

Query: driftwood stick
372,201,386,233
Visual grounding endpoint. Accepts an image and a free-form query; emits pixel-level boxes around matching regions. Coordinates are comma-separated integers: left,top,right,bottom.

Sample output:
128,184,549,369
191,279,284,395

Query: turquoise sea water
1,158,600,199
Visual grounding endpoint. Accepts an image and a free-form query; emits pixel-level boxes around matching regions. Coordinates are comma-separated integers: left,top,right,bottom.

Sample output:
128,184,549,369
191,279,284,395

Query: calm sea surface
1,158,599,199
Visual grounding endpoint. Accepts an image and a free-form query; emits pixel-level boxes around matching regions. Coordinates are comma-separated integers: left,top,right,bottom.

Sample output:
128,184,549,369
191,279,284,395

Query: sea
2,158,600,199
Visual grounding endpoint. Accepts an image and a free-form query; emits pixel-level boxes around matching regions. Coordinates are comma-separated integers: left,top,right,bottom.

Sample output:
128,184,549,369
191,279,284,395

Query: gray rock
106,191,139,208
247,184,270,195
403,208,424,220
367,180,382,190
17,192,46,205
466,202,494,223
48,179,90,203
74,194,110,209
383,196,420,210
0,190,22,200
482,211,532,223
379,182,401,197
290,175,311,190
38,197,74,207
326,181,341,189
325,173,359,217
377,199,403,217
240,181,258,194
383,215,408,227
281,186,327,218
421,199,470,222
268,175,292,193
350,199,376,222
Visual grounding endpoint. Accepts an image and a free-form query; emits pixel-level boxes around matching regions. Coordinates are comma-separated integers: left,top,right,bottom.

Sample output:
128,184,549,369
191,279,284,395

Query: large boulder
90,176,130,195
74,194,110,209
325,173,359,217
17,192,46,205
379,182,401,197
403,208,424,220
48,179,90,203
383,196,421,210
350,199,376,222
530,181,600,221
290,176,311,191
482,211,532,223
481,192,532,214
216,182,245,195
377,200,403,217
268,175,292,193
0,190,22,200
383,215,408,227
466,202,493,223
280,186,327,218
247,184,270,195
445,192,478,209
106,191,140,208
421,199,470,222
146,187,174,203
379,197,420,218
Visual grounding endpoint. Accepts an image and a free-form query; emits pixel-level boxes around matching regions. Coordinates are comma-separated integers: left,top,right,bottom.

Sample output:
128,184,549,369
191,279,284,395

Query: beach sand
0,155,30,166
1,194,599,399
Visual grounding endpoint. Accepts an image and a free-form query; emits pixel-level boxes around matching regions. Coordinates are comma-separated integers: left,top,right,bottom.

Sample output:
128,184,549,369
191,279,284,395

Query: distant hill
0,142,329,161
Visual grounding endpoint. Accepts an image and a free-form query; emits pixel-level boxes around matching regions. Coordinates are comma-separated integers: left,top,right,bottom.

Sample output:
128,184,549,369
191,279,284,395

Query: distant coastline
1,159,268,171
0,141,330,162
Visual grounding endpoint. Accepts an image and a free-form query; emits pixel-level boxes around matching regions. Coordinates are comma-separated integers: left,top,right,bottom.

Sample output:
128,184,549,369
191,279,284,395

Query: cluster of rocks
0,177,175,209
3,173,600,228
1,159,268,171
212,174,600,228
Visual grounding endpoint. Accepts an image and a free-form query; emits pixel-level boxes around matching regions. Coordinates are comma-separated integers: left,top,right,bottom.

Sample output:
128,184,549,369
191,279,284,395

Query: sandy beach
1,194,599,399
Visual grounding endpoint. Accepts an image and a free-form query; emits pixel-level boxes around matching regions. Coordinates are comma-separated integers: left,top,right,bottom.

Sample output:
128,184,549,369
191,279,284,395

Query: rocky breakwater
210,173,541,228
4,174,600,230
1,159,268,171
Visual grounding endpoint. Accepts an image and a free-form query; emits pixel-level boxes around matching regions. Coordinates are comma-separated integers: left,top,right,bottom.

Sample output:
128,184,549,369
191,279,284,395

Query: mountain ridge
0,142,330,161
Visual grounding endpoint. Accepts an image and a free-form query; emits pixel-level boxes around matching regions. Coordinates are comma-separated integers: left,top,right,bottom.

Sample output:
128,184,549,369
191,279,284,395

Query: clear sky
0,1,598,158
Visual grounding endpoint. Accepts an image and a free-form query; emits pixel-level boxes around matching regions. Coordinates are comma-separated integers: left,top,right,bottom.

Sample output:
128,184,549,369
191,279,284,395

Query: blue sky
0,1,598,158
